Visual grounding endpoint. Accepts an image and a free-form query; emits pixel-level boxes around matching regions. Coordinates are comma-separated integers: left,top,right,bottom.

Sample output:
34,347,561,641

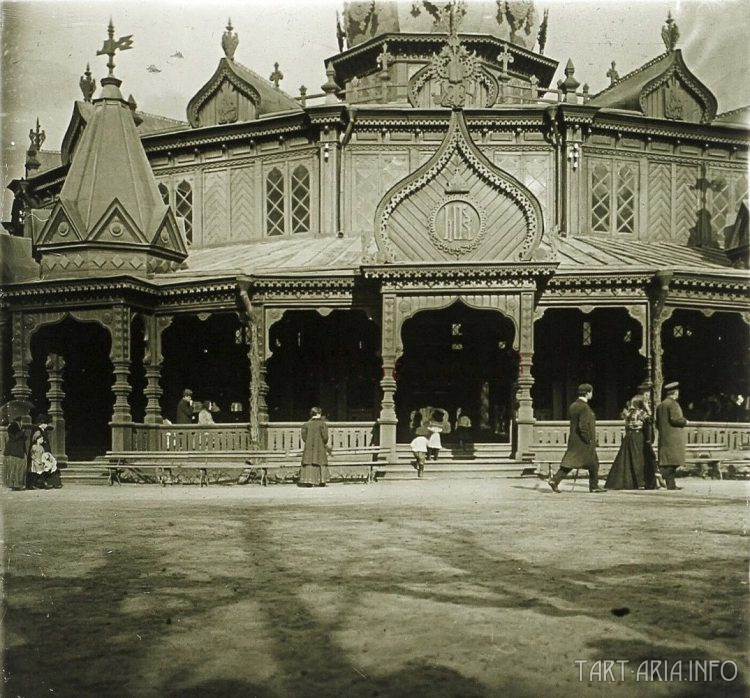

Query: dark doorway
266,310,381,422
161,313,250,423
29,317,113,460
395,302,518,442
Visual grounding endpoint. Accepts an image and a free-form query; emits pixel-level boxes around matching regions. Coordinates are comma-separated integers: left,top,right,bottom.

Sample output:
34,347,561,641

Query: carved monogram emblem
429,196,486,256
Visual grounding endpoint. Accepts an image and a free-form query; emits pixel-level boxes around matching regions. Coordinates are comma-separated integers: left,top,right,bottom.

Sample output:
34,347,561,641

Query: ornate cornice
243,274,358,299
363,262,557,290
2,276,159,309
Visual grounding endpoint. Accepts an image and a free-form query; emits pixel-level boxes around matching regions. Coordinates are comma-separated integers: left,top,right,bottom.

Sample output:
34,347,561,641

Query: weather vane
96,19,133,78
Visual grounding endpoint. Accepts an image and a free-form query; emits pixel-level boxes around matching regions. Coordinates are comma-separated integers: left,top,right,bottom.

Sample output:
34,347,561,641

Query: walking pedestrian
549,384,605,493
410,434,428,477
655,381,688,490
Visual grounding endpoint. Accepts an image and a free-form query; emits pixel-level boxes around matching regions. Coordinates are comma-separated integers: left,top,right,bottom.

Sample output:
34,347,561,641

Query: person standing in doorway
299,406,330,487
655,381,688,490
549,384,605,493
175,389,194,424
426,411,444,461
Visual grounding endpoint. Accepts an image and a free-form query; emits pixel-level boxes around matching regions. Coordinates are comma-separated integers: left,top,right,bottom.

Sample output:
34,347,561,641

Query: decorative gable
640,56,717,123
151,209,189,257
374,111,543,263
36,201,84,245
186,57,301,128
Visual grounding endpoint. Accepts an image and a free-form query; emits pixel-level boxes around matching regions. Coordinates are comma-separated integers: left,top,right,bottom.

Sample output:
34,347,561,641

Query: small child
410,434,428,478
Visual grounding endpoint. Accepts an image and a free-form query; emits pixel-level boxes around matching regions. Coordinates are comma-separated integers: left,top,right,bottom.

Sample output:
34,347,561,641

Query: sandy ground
2,477,748,698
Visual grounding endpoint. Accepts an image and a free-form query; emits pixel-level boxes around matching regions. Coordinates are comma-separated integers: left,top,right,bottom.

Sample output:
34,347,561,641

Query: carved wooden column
108,305,132,451
10,312,32,401
650,272,673,401
378,294,398,463
515,290,536,460
247,308,268,446
144,315,170,426
45,353,67,463
0,311,7,402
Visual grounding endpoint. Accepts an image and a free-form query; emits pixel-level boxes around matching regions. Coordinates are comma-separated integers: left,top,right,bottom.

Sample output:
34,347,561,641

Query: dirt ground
2,477,748,698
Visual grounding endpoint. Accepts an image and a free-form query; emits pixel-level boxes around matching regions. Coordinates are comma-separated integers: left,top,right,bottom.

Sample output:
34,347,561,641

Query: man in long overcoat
655,381,688,490
175,389,194,424
549,384,605,493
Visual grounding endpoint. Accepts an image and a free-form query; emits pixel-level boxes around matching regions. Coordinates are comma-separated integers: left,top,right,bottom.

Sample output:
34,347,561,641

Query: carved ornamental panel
374,111,543,263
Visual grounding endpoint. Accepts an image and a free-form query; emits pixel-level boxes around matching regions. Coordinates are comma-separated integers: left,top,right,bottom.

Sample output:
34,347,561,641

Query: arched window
158,183,170,207
291,165,310,234
175,180,193,245
266,168,285,236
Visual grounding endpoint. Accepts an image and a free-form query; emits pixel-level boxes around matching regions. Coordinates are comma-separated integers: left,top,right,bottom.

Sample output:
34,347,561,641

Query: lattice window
175,180,193,245
452,323,462,336
158,183,170,207
582,321,592,346
673,325,684,338
590,162,611,233
623,330,632,343
266,168,285,236
291,165,310,234
616,164,636,234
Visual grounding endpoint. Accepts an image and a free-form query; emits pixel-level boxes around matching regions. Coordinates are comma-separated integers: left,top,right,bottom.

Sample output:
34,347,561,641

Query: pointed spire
537,9,549,55
79,63,96,101
321,63,339,105
560,59,580,103
222,18,239,61
26,117,45,174
661,11,680,52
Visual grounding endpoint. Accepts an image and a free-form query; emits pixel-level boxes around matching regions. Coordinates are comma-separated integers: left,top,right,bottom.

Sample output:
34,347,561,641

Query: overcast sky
2,0,749,219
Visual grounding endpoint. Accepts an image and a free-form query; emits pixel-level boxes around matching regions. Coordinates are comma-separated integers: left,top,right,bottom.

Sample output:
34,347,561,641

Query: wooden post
109,305,132,452
378,294,398,463
45,353,68,464
515,291,536,460
10,312,32,401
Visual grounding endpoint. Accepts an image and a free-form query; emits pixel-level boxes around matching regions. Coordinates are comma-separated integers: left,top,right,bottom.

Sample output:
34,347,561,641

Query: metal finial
606,61,619,85
96,20,133,79
222,18,239,61
29,117,46,152
661,11,680,52
321,63,339,104
269,62,284,89
79,63,97,101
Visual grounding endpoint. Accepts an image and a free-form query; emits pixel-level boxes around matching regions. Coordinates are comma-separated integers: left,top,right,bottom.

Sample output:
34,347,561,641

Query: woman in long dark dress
605,397,656,490
298,406,329,487
3,421,29,490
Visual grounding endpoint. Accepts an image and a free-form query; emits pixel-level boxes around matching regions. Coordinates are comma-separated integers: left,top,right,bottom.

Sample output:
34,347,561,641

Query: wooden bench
106,451,250,486
683,443,725,480
241,447,383,486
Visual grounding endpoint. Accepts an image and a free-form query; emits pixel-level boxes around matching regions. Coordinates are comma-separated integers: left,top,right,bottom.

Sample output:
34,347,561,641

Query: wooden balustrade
533,420,750,450
264,422,376,452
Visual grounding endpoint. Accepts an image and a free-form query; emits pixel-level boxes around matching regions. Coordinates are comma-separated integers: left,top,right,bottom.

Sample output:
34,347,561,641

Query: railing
116,421,376,454
532,420,750,450
264,422,376,452
126,423,253,452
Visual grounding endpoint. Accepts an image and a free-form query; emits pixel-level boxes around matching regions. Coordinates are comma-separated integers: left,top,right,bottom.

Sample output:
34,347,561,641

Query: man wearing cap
175,389,194,424
655,381,688,490
549,383,605,493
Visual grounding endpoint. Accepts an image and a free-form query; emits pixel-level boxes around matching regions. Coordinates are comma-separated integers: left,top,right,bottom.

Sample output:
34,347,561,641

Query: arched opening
161,313,250,423
395,301,518,443
532,307,646,420
266,310,381,422
662,310,749,421
29,317,113,460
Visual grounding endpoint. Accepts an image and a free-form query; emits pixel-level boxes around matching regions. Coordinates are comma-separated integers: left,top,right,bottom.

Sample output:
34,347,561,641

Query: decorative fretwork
175,180,193,245
590,162,611,233
203,170,229,246
158,182,170,207
616,163,636,234
291,165,310,234
674,165,700,245
582,320,592,346
647,162,672,242
265,167,284,236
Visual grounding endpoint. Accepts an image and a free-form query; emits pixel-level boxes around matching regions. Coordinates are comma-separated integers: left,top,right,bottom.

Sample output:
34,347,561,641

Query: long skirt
4,455,27,489
298,463,330,486
605,430,649,489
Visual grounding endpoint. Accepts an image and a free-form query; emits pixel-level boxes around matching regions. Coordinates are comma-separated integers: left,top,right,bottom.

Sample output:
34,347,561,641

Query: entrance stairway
60,460,111,485
376,442,531,480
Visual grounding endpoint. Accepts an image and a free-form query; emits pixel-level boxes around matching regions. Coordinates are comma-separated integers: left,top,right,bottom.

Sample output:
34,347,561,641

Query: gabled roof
588,49,717,123
186,57,302,128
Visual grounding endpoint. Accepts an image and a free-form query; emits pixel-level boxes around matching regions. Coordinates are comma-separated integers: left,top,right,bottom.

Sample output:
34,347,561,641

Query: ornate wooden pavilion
1,3,748,466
